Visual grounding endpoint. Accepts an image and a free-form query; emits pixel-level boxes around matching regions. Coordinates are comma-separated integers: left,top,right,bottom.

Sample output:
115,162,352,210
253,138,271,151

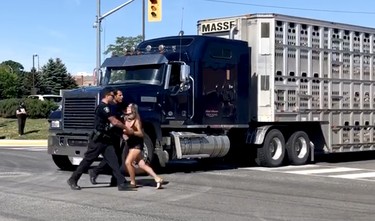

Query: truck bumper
47,134,89,158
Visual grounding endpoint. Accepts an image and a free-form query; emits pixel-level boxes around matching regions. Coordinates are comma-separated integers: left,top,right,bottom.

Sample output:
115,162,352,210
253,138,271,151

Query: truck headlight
50,120,61,128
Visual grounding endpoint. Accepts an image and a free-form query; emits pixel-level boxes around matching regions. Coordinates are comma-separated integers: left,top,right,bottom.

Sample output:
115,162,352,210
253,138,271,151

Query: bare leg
125,148,140,185
137,156,163,189
137,158,161,181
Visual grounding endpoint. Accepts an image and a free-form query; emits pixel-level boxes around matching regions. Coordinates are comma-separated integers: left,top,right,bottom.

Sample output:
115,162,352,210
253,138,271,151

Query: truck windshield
103,65,164,85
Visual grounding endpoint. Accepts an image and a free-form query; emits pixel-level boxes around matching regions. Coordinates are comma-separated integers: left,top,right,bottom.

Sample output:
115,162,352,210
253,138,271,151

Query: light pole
37,55,40,72
32,54,38,95
142,0,145,41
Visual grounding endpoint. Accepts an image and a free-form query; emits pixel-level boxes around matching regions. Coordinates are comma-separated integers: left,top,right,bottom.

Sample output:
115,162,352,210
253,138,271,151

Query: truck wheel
52,155,76,171
256,129,285,167
286,131,310,165
142,133,155,165
124,133,159,175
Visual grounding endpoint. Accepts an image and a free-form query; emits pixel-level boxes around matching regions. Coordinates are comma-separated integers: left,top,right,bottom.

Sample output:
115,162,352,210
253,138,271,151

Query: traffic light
148,0,162,22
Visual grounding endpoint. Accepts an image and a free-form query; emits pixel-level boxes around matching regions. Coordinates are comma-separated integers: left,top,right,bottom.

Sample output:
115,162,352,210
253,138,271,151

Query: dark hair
102,87,114,98
113,88,122,96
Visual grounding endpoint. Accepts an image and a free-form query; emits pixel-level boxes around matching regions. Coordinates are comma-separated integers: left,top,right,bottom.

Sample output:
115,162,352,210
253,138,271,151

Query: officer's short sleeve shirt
95,102,115,131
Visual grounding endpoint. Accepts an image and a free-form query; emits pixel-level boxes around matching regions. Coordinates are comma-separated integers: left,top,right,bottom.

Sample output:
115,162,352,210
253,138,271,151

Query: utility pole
94,0,135,84
32,54,38,95
142,0,145,41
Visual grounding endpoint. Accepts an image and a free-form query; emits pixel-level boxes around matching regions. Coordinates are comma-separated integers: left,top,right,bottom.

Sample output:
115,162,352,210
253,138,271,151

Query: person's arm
99,103,126,130
108,116,126,129
127,119,144,137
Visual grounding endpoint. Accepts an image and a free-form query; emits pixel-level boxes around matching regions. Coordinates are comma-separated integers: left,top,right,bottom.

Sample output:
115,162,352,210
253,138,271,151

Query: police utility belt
90,129,111,142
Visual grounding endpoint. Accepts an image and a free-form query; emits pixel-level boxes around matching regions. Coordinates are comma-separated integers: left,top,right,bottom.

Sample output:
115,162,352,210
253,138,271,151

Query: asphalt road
1,147,375,221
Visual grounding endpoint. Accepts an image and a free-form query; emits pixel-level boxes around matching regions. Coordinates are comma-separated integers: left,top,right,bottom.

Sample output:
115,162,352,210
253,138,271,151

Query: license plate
72,157,83,165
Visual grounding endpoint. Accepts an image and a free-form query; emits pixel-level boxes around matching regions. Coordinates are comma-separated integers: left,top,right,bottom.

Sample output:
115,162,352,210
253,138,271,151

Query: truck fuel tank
170,132,230,159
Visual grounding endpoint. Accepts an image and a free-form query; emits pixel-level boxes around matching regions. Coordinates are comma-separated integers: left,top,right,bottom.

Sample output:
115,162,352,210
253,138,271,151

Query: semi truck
48,13,375,170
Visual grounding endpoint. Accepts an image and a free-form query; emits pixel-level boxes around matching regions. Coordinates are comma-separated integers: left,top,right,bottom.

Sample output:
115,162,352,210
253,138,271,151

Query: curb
0,139,47,147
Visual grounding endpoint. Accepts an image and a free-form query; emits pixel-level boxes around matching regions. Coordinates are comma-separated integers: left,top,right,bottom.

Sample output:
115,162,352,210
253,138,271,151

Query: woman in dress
123,103,164,189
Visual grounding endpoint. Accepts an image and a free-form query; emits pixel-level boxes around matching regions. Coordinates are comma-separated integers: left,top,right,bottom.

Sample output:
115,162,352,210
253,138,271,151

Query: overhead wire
203,0,375,15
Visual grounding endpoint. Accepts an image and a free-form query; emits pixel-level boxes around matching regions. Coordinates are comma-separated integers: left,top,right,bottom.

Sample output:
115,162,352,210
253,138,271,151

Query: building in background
73,72,95,86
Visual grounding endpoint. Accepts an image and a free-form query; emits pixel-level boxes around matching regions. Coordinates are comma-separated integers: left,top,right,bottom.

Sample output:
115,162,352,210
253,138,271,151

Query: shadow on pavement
315,151,375,164
159,150,375,173
56,151,375,177
24,130,40,135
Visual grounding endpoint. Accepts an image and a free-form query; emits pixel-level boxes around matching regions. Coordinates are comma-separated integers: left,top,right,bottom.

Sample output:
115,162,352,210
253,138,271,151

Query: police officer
67,87,135,191
88,89,126,186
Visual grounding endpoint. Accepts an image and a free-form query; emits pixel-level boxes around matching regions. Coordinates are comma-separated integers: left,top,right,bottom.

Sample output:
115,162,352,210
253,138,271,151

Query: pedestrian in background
16,102,27,136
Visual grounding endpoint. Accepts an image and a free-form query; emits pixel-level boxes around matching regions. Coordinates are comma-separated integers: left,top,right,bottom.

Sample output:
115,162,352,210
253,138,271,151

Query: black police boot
118,183,137,191
109,176,117,187
88,169,98,185
67,178,81,190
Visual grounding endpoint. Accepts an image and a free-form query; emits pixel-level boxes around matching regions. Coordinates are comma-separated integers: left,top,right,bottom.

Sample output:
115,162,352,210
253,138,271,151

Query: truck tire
142,133,155,165
286,131,310,165
52,155,76,171
256,129,285,167
142,133,161,173
123,133,158,175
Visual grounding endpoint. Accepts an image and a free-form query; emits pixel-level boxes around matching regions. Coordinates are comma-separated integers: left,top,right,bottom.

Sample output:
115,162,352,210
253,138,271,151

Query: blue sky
1,0,375,75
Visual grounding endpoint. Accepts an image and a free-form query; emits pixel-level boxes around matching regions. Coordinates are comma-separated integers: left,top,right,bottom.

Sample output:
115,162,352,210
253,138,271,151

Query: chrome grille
63,97,96,130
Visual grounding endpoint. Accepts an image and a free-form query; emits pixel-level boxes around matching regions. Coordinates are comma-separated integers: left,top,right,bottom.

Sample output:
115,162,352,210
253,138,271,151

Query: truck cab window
109,70,126,84
169,64,181,87
105,65,163,86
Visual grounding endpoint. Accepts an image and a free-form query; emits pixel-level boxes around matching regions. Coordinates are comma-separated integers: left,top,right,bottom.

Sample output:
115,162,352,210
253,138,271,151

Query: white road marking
286,167,362,174
0,172,31,178
244,164,319,171
329,172,375,179
241,165,375,182
2,147,46,152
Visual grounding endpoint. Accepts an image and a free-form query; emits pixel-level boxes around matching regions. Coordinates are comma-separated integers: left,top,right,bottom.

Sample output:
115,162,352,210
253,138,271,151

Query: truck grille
63,97,96,130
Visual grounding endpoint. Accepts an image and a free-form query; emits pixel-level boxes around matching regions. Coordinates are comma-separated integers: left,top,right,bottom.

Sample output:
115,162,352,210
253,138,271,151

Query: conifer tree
39,58,78,95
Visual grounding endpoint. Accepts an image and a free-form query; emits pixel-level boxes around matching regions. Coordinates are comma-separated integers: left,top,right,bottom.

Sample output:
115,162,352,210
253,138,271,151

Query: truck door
202,65,237,125
164,63,191,122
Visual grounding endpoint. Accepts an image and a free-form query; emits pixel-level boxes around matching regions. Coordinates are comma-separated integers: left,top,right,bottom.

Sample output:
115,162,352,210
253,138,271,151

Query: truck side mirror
95,68,103,86
180,64,190,83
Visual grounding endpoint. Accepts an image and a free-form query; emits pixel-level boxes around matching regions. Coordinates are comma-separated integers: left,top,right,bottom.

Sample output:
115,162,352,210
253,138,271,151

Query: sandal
129,183,139,188
155,178,164,189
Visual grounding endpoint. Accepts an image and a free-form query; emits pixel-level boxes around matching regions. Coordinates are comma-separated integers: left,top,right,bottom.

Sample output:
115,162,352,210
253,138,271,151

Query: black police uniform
89,102,126,185
67,102,131,191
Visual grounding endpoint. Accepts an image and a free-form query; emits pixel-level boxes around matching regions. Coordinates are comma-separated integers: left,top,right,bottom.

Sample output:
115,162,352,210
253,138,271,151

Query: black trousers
93,137,126,176
69,138,126,185
17,115,27,135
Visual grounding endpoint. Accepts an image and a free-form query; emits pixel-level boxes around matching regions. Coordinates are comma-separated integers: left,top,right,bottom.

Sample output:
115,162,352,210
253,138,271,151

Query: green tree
38,58,78,95
15,71,33,97
0,60,24,73
104,35,143,56
0,66,18,99
1,60,33,98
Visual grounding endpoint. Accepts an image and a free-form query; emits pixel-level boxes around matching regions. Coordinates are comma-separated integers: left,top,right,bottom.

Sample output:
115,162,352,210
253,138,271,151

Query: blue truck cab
48,35,252,170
